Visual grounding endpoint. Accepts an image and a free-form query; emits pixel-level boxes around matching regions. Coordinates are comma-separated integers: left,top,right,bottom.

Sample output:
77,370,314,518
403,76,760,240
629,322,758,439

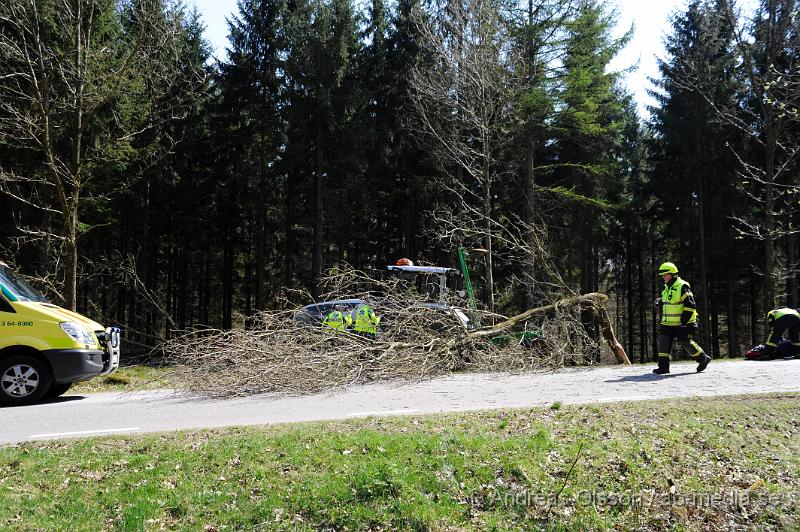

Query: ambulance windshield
0,265,48,303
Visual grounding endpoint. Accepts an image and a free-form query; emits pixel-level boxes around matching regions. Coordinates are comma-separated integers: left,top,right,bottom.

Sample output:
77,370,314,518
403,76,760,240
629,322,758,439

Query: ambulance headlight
60,322,95,345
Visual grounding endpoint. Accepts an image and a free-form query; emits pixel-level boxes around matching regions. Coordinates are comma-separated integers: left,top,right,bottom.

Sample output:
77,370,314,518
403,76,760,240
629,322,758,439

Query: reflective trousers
658,324,704,359
765,314,800,356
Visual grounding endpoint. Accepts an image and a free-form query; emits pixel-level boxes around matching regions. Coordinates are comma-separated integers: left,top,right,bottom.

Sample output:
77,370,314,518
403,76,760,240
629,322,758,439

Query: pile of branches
163,267,602,397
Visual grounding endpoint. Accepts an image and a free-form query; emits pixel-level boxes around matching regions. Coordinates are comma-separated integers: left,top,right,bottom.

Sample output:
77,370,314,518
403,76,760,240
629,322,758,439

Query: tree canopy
2,0,799,361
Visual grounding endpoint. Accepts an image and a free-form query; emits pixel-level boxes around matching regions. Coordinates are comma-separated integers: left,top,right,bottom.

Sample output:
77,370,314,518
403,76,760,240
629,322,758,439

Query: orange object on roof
396,257,414,266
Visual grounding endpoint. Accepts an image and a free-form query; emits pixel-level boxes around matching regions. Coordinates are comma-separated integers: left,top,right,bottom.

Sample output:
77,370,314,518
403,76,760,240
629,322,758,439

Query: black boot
696,353,711,373
652,356,670,375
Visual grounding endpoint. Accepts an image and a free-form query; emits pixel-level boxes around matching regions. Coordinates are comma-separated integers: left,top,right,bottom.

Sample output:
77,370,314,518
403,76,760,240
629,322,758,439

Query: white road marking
346,409,417,418
594,396,654,403
29,427,139,439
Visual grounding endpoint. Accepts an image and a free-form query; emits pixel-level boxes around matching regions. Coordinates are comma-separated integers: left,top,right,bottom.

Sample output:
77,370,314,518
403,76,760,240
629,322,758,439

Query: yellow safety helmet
658,262,678,276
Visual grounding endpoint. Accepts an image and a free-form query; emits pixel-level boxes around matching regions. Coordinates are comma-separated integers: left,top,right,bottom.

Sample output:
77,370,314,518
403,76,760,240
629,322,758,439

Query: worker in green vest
352,303,380,338
322,305,348,331
653,262,711,374
763,307,800,359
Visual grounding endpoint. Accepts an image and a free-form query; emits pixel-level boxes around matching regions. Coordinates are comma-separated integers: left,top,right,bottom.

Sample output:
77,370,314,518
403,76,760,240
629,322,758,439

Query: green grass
1,394,799,530
70,365,171,394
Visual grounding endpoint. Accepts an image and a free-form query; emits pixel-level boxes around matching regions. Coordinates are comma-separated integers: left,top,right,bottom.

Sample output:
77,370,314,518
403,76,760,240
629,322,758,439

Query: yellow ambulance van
0,261,120,406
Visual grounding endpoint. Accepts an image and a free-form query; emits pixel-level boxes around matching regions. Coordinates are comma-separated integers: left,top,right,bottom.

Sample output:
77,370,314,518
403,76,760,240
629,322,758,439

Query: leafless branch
164,265,606,397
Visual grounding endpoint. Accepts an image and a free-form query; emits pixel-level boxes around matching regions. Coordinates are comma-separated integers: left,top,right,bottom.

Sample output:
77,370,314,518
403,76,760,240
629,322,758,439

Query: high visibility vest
323,310,347,331
661,277,697,326
352,304,380,334
768,307,800,321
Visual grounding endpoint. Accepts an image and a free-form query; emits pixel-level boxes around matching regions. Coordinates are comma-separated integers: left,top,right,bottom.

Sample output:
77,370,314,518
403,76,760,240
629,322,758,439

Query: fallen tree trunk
469,292,631,365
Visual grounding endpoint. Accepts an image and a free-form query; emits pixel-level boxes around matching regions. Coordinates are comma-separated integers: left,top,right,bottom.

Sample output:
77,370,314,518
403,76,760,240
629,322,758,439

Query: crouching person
323,305,349,331
352,303,380,339
763,307,800,359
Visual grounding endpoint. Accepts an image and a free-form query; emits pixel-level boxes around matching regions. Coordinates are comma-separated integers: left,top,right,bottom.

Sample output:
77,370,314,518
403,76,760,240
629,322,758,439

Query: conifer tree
649,0,742,354
550,0,630,295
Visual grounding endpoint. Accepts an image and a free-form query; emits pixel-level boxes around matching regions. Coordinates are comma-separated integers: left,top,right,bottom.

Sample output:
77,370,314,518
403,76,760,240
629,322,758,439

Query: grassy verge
69,365,172,394
1,394,799,530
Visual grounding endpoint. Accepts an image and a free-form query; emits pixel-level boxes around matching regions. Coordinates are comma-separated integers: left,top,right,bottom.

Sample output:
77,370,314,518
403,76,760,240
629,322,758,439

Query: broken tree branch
469,292,630,364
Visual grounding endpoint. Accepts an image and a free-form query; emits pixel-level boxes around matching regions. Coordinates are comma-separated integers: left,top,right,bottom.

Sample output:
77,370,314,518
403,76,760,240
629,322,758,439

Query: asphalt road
1,359,798,444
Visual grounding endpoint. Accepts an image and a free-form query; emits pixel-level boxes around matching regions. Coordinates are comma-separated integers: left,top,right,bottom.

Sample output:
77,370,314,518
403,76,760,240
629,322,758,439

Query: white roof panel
387,265,457,275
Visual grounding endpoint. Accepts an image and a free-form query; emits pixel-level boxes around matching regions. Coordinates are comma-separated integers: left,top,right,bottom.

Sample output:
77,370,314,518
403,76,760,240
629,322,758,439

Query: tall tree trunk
638,239,647,363
116,236,127,326
222,228,234,330
750,270,758,346
625,212,634,360
650,244,658,361
727,265,736,357
764,129,776,309
483,178,494,314
697,169,711,350
284,163,294,289
523,0,537,311
256,142,266,310
313,119,325,299
524,143,536,310
202,257,210,326
710,291,720,357
178,238,187,331
64,212,78,311
65,0,85,312
244,221,252,318
788,233,798,307
141,181,153,338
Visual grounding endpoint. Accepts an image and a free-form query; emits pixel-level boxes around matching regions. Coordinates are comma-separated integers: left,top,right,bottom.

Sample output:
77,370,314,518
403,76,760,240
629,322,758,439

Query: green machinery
457,246,541,346
457,246,479,327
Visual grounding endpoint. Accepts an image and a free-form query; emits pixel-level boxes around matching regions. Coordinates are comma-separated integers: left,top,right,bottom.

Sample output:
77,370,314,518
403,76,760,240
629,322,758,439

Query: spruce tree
551,0,630,295
649,0,742,354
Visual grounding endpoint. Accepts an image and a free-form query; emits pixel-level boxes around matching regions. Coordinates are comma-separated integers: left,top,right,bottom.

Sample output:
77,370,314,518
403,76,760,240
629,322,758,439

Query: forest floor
1,393,798,530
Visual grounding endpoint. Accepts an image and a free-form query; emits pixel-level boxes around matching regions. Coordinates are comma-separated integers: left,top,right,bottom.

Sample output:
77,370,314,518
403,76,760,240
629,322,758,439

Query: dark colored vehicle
292,299,367,326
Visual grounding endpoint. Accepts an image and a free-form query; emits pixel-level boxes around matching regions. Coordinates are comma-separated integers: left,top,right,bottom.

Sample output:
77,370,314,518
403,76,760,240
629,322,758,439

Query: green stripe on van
0,284,18,302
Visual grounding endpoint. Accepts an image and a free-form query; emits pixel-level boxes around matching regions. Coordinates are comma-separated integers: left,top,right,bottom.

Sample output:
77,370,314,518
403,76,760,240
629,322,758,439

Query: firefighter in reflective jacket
763,307,800,359
322,305,349,331
352,303,380,338
653,262,711,374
